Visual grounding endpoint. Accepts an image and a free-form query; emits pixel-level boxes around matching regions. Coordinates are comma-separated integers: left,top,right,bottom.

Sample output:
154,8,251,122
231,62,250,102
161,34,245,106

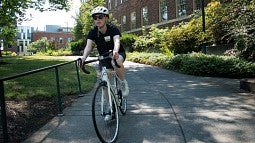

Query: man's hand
112,50,119,60
81,57,86,68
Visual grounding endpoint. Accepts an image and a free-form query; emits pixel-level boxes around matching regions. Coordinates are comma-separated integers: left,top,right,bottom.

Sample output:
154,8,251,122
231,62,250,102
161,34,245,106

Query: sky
19,0,81,31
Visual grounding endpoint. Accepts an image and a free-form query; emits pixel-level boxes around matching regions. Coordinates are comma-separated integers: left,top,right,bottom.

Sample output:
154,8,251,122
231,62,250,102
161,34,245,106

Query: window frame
141,6,149,26
122,15,127,32
59,37,63,44
159,0,168,22
131,11,136,30
177,0,187,17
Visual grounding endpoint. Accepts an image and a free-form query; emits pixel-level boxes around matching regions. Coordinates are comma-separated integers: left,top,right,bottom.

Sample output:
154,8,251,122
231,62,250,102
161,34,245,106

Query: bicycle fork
101,70,115,116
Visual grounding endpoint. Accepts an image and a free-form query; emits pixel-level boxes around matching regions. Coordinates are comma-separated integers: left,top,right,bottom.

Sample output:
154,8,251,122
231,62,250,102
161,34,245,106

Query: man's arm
82,39,93,62
113,35,120,59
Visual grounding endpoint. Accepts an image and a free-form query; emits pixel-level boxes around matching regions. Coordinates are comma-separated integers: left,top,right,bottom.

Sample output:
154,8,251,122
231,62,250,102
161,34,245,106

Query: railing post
75,60,83,97
55,67,63,116
0,80,8,142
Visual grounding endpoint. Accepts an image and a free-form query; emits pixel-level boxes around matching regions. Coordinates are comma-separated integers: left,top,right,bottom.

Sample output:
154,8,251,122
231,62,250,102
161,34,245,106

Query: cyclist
81,6,129,98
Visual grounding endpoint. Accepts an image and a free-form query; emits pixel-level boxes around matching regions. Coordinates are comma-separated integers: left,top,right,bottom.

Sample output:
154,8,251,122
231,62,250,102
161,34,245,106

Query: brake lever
77,58,91,74
81,66,90,74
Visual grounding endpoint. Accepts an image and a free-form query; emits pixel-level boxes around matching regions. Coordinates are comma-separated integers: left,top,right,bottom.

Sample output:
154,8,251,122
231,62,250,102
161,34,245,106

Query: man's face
93,14,107,27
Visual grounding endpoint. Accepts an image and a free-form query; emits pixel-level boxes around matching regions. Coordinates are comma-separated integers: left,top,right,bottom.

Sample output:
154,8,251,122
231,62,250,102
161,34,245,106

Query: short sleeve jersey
87,24,125,56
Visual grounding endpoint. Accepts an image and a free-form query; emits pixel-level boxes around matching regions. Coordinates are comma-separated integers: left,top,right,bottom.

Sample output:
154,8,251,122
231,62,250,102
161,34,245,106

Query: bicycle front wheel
92,83,119,143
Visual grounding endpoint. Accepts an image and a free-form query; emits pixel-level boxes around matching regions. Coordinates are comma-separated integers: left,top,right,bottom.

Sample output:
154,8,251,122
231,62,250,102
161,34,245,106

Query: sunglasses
93,14,105,20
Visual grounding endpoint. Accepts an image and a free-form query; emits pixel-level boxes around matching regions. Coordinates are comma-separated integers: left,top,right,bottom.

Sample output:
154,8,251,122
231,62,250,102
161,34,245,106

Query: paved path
24,61,255,143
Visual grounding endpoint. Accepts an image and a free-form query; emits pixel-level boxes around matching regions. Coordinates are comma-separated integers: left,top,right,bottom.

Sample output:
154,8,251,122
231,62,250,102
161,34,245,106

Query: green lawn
0,56,97,99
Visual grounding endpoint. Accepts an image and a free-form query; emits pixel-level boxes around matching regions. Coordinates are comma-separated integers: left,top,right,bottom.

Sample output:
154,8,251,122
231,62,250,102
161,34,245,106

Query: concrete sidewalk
24,61,255,143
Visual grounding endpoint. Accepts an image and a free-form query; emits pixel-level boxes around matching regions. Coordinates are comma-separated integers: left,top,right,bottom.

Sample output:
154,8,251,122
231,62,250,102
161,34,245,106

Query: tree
73,0,119,42
223,0,255,61
0,0,70,57
76,0,105,39
191,1,229,45
28,38,49,53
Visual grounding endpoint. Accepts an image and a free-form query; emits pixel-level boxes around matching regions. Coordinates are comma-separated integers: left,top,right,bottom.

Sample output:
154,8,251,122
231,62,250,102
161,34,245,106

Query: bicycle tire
118,90,127,115
92,82,119,143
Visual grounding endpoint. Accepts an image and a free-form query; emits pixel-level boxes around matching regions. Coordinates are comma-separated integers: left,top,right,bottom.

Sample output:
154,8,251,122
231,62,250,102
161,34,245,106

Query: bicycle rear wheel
92,83,119,143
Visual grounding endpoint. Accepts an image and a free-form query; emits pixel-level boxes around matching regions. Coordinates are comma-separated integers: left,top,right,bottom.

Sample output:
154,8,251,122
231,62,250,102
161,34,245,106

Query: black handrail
0,58,82,143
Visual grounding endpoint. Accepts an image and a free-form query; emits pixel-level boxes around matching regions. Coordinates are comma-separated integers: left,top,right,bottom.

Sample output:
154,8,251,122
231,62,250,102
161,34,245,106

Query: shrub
1,51,15,56
133,26,168,53
127,52,172,67
28,39,49,52
127,52,255,78
70,39,86,55
163,21,201,55
223,0,255,61
121,34,138,52
165,52,255,78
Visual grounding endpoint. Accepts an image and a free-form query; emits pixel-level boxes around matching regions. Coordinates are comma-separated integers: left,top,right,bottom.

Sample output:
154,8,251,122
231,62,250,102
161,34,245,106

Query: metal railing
0,58,82,142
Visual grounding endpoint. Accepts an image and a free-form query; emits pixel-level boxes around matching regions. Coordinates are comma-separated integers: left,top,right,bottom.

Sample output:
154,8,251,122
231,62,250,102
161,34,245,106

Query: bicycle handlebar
77,51,121,74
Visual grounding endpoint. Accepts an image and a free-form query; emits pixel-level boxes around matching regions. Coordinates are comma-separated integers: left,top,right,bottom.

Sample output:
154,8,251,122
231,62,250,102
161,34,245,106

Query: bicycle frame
100,66,120,115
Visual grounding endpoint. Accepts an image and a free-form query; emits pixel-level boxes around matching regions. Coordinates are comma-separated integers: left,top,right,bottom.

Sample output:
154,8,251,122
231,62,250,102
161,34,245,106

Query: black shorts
99,52,126,70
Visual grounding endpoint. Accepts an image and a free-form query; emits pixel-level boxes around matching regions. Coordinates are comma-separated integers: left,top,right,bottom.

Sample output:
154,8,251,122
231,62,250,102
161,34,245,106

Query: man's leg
113,55,129,97
114,55,125,81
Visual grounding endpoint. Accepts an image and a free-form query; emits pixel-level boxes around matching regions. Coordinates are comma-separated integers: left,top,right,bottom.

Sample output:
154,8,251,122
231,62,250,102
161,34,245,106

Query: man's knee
116,55,124,65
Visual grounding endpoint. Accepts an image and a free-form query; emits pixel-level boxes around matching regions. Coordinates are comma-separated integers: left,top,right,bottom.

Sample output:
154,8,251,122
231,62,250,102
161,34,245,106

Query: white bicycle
78,51,127,143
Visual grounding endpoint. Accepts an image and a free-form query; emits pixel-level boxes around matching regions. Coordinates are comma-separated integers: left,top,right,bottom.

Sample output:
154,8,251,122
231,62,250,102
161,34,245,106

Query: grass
0,56,97,99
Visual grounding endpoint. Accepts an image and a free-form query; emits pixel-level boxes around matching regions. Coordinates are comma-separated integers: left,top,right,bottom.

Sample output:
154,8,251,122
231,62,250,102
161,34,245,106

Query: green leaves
133,26,168,53
166,52,255,78
223,0,255,61
73,0,119,42
128,52,255,79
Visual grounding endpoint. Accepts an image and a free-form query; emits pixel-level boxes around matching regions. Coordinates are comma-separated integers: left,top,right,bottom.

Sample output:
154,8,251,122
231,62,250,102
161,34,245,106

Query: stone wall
206,44,234,55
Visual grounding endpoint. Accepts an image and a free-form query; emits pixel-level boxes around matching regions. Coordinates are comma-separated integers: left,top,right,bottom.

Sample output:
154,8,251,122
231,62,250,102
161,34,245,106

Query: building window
81,0,89,3
27,33,31,39
159,0,168,22
0,39,3,50
108,0,112,10
50,37,55,42
195,0,201,10
42,37,47,40
131,12,136,29
177,0,186,17
67,37,72,42
122,15,127,31
115,0,117,7
141,7,149,26
59,38,63,44
19,41,23,46
17,33,21,39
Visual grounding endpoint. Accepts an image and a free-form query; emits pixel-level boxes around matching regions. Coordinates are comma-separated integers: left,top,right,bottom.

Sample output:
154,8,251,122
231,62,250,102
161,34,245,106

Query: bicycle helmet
91,6,109,16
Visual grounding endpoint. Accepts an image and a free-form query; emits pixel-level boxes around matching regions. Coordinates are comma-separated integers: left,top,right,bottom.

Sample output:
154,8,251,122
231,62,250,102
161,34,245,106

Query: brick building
32,31,73,49
4,25,73,55
105,0,210,34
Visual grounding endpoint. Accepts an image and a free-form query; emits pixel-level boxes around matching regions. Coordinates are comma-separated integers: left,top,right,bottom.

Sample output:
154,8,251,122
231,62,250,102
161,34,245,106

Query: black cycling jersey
87,24,125,56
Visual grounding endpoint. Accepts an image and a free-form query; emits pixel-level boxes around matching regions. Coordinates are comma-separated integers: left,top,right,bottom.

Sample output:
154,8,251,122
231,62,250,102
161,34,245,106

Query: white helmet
91,6,109,16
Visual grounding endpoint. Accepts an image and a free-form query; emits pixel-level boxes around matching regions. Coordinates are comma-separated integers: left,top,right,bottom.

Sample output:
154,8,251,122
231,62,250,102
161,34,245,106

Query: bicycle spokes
92,84,119,143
